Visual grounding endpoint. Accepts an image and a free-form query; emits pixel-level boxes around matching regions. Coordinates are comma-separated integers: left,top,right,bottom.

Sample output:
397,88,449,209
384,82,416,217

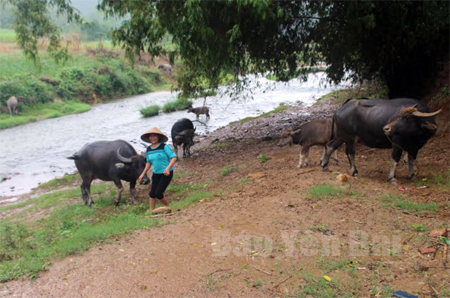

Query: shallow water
0,73,345,199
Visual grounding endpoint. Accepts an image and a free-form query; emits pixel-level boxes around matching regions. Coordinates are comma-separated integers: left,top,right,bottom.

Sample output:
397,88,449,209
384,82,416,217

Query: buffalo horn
291,128,302,135
116,147,133,164
412,109,442,118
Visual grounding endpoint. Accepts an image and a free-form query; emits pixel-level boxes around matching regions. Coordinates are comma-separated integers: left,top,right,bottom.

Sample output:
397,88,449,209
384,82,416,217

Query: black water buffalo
188,106,210,120
67,140,149,206
171,118,196,158
277,118,338,168
7,96,25,116
321,98,440,183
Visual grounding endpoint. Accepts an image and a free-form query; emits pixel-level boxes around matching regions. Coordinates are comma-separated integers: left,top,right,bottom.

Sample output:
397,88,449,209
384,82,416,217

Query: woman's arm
138,162,152,182
163,157,177,176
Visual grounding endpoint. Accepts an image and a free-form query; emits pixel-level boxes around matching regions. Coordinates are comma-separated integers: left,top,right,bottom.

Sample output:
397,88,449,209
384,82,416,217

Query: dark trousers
149,172,173,199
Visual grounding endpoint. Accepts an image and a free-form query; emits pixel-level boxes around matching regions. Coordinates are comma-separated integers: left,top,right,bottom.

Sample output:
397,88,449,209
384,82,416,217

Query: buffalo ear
115,163,126,169
420,121,438,132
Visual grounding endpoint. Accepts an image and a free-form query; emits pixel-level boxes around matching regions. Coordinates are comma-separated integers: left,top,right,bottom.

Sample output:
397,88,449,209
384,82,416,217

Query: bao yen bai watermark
211,230,402,257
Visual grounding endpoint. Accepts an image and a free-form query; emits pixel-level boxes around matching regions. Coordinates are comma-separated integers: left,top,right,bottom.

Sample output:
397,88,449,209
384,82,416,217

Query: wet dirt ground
1,103,449,298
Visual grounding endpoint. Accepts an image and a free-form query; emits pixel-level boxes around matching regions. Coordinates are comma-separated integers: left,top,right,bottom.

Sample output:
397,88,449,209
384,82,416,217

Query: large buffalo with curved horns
171,118,196,158
67,140,149,206
321,98,441,183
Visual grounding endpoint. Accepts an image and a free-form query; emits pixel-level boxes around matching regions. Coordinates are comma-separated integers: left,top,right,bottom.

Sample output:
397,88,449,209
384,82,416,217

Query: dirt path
1,104,449,297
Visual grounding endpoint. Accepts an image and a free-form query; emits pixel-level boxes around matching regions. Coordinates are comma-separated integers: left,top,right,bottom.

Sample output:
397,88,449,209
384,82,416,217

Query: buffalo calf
278,118,338,168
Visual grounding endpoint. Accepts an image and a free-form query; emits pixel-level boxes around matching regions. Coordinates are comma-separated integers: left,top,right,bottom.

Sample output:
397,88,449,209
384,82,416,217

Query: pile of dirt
1,101,449,298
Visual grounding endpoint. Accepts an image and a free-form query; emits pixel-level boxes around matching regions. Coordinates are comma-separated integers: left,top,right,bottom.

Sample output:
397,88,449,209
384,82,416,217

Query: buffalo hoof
352,171,358,177
388,177,398,185
322,167,330,172
408,174,416,181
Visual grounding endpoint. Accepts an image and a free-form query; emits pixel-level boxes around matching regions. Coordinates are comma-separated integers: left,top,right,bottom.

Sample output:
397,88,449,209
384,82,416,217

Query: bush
140,105,161,117
0,75,54,107
162,95,192,113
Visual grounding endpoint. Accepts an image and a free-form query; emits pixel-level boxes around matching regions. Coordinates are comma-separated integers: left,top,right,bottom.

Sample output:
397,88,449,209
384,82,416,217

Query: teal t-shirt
146,143,177,174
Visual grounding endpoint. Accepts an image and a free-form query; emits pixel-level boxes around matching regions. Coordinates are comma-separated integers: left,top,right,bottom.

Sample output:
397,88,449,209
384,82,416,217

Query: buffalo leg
187,144,191,158
80,176,94,206
388,147,403,183
206,111,210,119
322,138,344,171
298,147,310,168
345,139,358,176
129,181,136,204
320,147,338,166
113,179,123,206
407,152,417,180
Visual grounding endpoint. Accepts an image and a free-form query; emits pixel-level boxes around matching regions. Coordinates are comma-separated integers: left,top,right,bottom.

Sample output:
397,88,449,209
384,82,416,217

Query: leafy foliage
5,0,449,98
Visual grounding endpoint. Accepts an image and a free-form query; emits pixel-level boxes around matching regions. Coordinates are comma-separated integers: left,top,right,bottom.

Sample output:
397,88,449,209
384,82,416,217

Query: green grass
220,164,238,177
37,174,80,190
0,50,172,129
411,224,427,232
231,103,290,125
162,95,192,113
0,100,90,129
0,29,16,43
415,170,450,189
306,184,345,200
0,173,214,282
316,80,389,106
381,194,439,213
140,104,161,117
297,273,361,298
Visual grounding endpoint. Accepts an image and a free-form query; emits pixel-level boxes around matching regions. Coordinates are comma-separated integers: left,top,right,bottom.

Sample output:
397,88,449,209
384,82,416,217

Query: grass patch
316,81,389,106
37,174,80,190
0,173,215,282
231,103,289,124
0,29,16,43
306,184,345,200
140,104,161,117
0,51,171,129
297,273,361,298
416,170,450,189
381,194,439,213
162,95,192,113
0,101,90,129
171,191,212,210
220,164,238,177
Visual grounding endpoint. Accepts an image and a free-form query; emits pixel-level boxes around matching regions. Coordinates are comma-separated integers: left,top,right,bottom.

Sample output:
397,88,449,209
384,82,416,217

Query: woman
138,127,177,211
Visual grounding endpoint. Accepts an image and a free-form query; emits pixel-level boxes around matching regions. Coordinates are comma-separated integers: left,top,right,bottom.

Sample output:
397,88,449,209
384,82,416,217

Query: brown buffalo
278,118,338,168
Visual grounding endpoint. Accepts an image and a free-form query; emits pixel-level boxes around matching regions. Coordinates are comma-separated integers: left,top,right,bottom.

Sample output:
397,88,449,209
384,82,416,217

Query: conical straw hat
141,127,168,143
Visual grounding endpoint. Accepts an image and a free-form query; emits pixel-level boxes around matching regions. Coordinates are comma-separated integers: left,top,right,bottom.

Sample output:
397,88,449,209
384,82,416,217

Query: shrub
140,105,161,117
162,95,192,113
0,75,54,107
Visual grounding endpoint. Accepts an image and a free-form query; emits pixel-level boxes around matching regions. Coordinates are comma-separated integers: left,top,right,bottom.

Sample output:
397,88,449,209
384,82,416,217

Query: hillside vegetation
0,36,174,129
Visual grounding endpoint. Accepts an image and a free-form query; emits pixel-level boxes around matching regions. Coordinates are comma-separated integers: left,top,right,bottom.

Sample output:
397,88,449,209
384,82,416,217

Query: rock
152,206,172,214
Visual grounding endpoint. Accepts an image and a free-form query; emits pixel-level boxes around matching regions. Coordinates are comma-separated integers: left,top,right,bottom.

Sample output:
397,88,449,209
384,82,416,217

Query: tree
0,0,82,65
4,0,449,98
